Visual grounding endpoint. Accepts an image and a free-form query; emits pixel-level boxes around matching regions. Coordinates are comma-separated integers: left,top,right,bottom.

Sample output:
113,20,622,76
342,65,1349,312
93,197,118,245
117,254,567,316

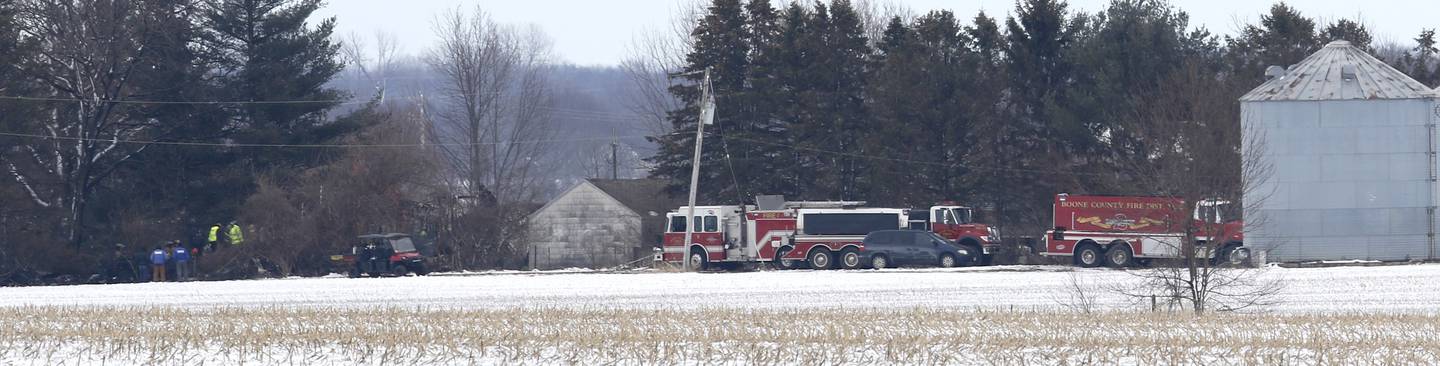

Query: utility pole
611,141,618,180
683,67,714,271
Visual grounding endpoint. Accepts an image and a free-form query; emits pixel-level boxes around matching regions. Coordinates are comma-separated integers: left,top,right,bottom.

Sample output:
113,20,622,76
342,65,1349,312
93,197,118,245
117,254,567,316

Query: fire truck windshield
668,216,686,232
947,208,972,224
667,215,720,232
1216,202,1241,223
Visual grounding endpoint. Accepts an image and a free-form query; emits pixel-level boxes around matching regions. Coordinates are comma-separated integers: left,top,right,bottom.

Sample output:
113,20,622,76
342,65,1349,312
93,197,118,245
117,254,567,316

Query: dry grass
0,306,1437,365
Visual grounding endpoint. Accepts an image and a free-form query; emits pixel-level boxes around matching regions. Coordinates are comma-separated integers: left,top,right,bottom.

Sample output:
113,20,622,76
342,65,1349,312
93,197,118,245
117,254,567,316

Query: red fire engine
1041,194,1248,267
659,200,999,269
909,205,1001,265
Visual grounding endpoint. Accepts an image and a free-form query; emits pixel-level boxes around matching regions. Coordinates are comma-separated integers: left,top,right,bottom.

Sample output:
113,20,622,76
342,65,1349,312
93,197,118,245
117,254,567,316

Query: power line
0,131,656,149
0,95,651,121
717,134,1115,177
0,95,363,106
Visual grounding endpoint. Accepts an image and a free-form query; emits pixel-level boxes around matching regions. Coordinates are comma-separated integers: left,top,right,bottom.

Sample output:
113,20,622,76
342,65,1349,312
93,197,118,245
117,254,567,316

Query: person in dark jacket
163,243,176,280
149,246,167,282
104,243,136,283
172,241,191,281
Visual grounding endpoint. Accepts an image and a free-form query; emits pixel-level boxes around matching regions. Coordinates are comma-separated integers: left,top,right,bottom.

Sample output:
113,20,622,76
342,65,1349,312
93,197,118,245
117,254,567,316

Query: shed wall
1244,99,1438,262
526,183,643,269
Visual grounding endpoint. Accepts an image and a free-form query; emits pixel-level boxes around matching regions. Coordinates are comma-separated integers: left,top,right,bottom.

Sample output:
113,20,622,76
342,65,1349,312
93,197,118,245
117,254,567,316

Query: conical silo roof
1240,41,1436,101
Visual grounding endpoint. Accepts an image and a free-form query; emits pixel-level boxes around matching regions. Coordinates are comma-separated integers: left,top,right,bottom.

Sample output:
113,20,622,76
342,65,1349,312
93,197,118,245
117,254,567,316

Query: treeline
0,0,363,278
0,1,545,279
649,0,1440,236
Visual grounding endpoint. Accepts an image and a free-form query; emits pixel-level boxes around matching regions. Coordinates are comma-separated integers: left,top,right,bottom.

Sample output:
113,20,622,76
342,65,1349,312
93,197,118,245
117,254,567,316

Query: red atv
332,233,431,277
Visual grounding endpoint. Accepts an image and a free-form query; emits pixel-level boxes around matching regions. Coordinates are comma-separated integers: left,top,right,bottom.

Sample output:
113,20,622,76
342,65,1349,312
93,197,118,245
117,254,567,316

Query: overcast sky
313,0,1440,66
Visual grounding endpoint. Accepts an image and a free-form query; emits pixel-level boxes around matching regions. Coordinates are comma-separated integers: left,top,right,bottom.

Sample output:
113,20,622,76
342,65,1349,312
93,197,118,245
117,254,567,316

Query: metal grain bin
1242,41,1439,262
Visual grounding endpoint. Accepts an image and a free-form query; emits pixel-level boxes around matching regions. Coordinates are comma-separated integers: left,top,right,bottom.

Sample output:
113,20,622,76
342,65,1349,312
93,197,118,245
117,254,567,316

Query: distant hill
329,62,661,200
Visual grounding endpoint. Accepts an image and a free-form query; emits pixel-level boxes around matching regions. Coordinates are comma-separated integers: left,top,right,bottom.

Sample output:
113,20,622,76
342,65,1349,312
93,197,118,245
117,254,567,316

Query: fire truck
908,205,1001,265
1041,194,1248,267
659,199,999,269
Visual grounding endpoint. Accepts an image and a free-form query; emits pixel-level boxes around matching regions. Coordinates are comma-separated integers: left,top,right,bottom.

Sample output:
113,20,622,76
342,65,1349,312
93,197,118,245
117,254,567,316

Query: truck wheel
1075,244,1103,268
870,255,889,269
1214,245,1249,267
688,248,709,271
939,254,958,268
413,262,431,276
770,248,802,270
1105,245,1134,268
808,250,834,270
839,249,863,270
390,265,408,277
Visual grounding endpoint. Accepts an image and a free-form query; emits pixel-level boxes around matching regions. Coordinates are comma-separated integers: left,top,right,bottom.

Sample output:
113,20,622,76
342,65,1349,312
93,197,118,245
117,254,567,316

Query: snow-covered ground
2,264,1438,313
4,265,1440,365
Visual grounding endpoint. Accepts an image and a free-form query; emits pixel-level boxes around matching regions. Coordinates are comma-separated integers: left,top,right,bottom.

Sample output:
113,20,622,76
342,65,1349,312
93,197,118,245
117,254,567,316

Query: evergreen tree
647,0,750,203
736,0,796,200
0,0,36,129
961,10,1027,234
1319,19,1372,51
766,3,815,199
1400,29,1439,87
863,16,925,205
1070,0,1192,188
998,0,1092,232
875,16,909,56
864,11,971,206
95,0,226,241
1226,3,1320,85
197,0,357,221
790,0,870,200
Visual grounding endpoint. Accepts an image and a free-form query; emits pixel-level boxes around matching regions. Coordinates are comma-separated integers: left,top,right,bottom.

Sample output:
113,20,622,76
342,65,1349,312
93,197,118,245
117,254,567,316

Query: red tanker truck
1041,194,1248,267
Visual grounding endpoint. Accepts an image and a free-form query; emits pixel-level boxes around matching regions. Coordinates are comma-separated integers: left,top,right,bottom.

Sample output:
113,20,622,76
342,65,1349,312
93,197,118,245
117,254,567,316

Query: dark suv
857,230,973,269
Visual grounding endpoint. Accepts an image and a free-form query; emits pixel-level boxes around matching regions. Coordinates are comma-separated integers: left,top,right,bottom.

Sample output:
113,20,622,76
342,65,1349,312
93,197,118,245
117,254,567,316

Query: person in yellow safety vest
207,223,221,252
227,221,244,246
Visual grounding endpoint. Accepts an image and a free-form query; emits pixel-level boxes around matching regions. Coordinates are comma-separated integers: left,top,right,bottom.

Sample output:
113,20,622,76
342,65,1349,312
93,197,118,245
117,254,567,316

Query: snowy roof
1241,41,1436,102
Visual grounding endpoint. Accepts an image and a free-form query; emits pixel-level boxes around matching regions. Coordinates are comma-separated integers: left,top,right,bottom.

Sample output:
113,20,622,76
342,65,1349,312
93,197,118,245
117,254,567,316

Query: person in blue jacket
149,246,167,282
172,241,190,282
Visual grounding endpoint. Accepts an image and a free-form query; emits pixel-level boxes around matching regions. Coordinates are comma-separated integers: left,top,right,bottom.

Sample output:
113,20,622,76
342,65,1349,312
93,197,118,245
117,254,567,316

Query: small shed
525,179,681,269
1242,40,1440,262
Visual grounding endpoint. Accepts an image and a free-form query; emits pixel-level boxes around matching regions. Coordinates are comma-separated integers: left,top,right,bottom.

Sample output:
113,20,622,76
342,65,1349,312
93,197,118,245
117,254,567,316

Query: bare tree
427,6,557,205
571,140,645,180
425,7,557,269
619,0,702,137
852,0,913,43
1055,272,1101,313
1108,61,1283,313
341,31,402,96
2,0,189,247
490,24,556,204
238,104,443,277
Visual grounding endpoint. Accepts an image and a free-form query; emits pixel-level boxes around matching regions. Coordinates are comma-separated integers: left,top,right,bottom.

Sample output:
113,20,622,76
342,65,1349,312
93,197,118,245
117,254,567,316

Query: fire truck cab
660,205,745,268
909,205,1001,264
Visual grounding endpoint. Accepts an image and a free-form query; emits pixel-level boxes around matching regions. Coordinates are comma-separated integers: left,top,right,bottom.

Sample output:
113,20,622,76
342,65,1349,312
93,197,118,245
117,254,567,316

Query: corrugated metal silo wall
1243,99,1436,262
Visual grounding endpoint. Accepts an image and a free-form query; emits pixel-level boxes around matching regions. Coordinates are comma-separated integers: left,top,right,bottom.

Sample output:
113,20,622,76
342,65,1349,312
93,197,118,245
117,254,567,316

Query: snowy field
3,264,1440,365
1,264,1438,312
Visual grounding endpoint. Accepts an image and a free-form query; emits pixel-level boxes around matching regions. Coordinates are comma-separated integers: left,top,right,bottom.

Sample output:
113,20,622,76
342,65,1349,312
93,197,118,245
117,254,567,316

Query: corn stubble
0,306,1436,365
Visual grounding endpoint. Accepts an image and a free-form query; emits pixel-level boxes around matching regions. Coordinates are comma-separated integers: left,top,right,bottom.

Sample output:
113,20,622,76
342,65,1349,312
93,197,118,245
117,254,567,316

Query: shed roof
586,179,683,217
1240,41,1435,102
